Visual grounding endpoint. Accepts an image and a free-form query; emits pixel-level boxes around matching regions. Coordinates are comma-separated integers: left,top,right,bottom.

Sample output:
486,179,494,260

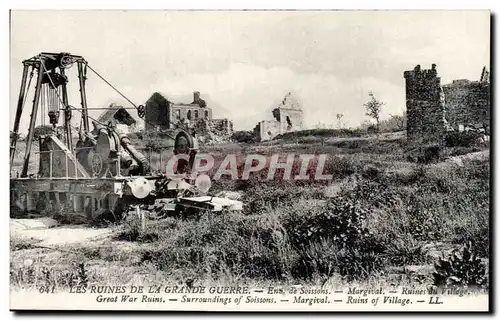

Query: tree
364,92,384,134
389,111,407,131
33,125,54,140
336,113,344,129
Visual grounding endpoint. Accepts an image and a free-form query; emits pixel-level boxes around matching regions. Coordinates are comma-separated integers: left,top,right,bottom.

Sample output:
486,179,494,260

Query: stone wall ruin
404,64,490,145
253,92,304,141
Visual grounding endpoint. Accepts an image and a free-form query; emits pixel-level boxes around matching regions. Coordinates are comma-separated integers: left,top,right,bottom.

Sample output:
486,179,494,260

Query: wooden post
21,63,45,178
77,62,90,133
10,64,30,168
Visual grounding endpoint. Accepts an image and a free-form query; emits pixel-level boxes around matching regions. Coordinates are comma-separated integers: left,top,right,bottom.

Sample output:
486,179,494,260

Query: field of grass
10,131,490,292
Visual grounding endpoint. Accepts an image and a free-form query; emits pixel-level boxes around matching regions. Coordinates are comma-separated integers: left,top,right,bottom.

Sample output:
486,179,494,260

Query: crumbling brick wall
442,79,490,132
145,92,170,132
254,120,282,142
194,118,234,145
253,92,304,141
404,64,446,145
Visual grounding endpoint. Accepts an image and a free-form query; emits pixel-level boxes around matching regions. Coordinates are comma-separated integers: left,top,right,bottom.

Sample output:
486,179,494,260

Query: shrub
446,146,482,157
406,143,442,164
276,128,362,140
112,156,489,284
283,182,387,279
238,180,322,215
445,131,481,148
293,239,383,280
142,211,294,280
33,125,54,140
143,132,174,152
127,132,139,140
232,131,256,144
433,242,488,289
384,235,430,266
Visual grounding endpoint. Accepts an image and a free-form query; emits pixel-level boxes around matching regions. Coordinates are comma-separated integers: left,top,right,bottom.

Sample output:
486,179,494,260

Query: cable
84,63,191,134
84,64,138,109
38,59,118,133
39,57,178,142
39,56,197,145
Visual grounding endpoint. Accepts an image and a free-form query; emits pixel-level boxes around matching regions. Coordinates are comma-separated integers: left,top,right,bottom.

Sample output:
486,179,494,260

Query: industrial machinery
10,52,242,223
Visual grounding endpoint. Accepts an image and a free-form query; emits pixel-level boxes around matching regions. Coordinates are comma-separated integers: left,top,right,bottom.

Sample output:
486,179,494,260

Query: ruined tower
253,92,304,141
272,92,304,131
404,64,446,145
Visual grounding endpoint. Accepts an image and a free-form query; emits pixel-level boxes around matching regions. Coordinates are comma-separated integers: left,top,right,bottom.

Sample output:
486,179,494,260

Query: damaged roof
97,104,137,126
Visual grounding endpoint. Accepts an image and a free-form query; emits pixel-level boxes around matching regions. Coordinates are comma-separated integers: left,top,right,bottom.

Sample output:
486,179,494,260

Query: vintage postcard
9,10,490,312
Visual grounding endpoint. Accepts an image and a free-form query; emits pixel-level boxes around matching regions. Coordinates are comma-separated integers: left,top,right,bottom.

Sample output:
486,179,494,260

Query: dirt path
10,218,112,247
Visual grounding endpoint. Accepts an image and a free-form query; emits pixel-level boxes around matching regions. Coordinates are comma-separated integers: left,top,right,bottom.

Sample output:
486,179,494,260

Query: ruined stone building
145,91,212,131
144,91,234,138
442,66,490,132
96,103,138,134
404,64,490,144
404,64,447,144
253,92,304,141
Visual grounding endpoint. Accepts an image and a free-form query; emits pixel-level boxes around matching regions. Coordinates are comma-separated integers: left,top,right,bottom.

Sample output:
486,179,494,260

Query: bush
141,211,293,280
143,132,174,152
446,146,482,157
293,239,382,280
127,132,140,140
283,182,387,279
276,128,362,140
384,236,430,266
232,131,256,144
433,242,488,289
237,180,323,215
406,143,442,164
134,179,391,282
33,125,54,140
445,131,481,148
113,155,490,284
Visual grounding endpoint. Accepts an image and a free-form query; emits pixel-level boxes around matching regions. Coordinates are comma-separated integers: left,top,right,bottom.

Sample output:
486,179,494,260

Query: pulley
59,54,74,69
137,105,145,119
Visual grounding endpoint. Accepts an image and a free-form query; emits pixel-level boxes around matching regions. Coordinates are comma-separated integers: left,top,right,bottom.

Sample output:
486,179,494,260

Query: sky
10,10,490,132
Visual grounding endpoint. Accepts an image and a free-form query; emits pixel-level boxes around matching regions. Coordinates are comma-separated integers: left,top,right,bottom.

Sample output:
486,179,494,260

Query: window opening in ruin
187,110,192,120
195,110,199,119
176,110,181,120
286,116,292,130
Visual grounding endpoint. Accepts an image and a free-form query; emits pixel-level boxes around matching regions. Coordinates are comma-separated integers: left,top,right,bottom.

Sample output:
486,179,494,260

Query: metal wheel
137,105,145,119
59,55,74,69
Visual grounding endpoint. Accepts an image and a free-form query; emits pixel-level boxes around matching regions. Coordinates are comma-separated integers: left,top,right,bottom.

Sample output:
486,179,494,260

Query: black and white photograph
8,10,491,312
